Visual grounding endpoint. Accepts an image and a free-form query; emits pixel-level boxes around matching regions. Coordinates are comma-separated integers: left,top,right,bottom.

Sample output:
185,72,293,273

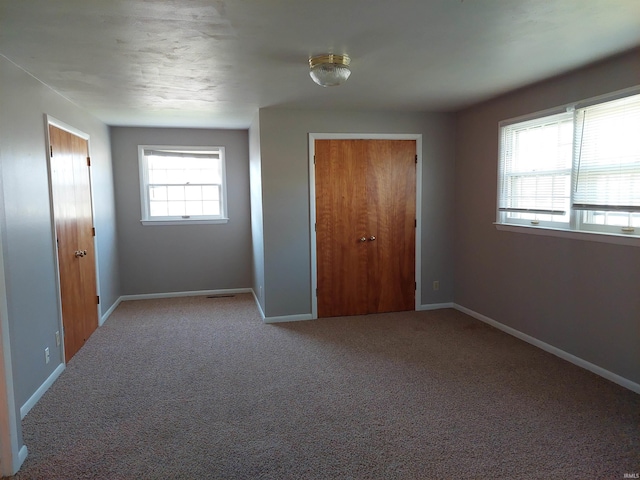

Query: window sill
494,223,640,248
141,218,229,226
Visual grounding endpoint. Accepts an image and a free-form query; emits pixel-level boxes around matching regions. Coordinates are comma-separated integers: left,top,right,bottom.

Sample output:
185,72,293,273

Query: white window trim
495,223,640,248
495,86,640,247
140,218,229,226
138,145,229,226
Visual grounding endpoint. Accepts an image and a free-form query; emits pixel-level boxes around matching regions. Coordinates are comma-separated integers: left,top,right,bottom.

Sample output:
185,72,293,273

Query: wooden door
316,140,369,317
49,124,98,362
315,139,416,318
366,140,416,313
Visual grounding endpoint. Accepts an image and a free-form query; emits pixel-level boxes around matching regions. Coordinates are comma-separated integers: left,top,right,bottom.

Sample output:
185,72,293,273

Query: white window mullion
569,108,581,231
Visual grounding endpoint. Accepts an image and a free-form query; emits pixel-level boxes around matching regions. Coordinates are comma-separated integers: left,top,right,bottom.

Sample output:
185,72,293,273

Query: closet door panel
366,140,416,313
315,140,369,317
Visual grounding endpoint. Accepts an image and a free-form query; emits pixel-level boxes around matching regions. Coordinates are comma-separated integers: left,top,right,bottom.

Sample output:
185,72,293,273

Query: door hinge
414,219,417,228
316,288,318,296
50,145,53,157
415,154,418,164
92,227,96,236
415,282,417,291
96,295,100,304
313,155,316,165
87,156,91,167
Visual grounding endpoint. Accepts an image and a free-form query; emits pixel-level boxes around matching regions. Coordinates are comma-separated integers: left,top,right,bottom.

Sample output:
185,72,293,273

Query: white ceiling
1,0,639,129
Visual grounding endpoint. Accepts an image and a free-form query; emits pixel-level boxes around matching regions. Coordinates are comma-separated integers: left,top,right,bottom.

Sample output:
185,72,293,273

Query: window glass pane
202,185,220,201
512,120,572,172
584,210,640,228
167,186,185,201
199,169,218,183
185,185,202,201
170,169,186,185
148,157,174,170
605,212,632,227
149,186,167,201
149,201,168,217
149,169,168,185
167,201,185,216
182,157,208,170
583,211,606,225
203,201,220,216
185,201,203,216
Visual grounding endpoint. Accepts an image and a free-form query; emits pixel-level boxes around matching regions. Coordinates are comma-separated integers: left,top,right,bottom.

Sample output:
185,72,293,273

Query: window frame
497,111,574,230
138,145,229,226
496,87,640,247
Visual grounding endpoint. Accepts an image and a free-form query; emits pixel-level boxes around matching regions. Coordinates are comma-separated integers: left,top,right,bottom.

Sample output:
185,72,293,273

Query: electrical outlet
433,280,440,291
55,331,60,347
45,347,50,364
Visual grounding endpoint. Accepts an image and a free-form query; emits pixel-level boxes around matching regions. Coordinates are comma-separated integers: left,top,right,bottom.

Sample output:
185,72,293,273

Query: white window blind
498,112,573,219
573,93,640,212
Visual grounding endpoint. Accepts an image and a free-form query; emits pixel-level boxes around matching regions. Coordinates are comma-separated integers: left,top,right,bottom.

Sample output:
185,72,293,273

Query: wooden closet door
315,139,416,318
315,140,369,317
366,140,416,313
49,125,98,362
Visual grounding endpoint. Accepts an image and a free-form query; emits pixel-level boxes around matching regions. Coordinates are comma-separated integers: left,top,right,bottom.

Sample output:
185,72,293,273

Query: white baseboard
264,313,314,324
3,444,29,477
17,445,28,472
120,288,253,302
20,363,65,419
264,303,456,323
100,297,122,326
418,302,454,311
454,303,640,394
247,289,312,323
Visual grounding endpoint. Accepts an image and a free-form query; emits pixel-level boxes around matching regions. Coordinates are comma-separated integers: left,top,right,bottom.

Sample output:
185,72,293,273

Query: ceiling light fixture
309,54,351,87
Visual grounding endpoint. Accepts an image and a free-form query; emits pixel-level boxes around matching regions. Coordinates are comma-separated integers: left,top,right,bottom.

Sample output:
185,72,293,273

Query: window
138,146,228,225
497,92,640,239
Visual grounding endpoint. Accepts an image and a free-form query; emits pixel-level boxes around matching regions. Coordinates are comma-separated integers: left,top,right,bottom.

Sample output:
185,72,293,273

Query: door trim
308,133,423,319
44,115,100,363
0,211,27,474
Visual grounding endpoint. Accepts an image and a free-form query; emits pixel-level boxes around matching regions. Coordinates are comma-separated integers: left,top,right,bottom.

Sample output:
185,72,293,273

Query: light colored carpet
8,294,639,479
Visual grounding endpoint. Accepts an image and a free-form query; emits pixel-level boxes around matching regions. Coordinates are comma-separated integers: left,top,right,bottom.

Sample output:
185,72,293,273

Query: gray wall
0,56,120,418
454,48,640,385
110,127,252,295
249,114,265,313
258,109,456,318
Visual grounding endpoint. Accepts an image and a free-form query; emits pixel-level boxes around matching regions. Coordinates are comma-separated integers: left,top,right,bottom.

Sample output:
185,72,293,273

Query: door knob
369,236,376,241
74,250,84,258
359,237,366,242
